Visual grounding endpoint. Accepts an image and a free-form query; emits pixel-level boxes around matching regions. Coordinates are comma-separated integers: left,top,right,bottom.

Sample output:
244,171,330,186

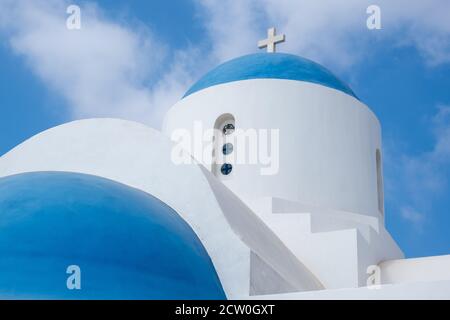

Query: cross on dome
258,27,285,53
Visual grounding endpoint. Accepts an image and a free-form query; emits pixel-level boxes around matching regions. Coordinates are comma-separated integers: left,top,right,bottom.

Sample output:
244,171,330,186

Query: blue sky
0,0,449,258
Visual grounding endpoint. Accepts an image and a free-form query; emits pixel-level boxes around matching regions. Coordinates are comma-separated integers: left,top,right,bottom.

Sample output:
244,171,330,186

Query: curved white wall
164,79,383,218
0,118,324,296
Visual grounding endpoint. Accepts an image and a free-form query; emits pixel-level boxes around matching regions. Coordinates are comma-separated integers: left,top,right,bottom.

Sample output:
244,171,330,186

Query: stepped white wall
164,79,384,219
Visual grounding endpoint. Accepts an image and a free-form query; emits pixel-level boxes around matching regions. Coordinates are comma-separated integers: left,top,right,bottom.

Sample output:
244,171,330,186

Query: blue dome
183,53,358,99
0,172,225,299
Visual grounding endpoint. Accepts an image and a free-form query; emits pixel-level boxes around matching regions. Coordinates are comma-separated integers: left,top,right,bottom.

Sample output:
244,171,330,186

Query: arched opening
376,149,384,215
212,114,235,179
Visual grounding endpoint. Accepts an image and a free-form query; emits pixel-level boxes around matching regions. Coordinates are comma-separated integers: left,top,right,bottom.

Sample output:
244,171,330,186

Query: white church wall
249,252,298,295
258,211,361,289
356,227,404,287
163,79,383,220
249,196,403,289
379,254,450,285
0,119,251,298
199,166,324,293
0,118,326,297
247,279,450,300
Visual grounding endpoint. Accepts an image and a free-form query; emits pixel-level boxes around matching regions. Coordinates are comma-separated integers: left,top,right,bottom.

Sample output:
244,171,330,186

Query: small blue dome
183,53,358,99
0,172,225,299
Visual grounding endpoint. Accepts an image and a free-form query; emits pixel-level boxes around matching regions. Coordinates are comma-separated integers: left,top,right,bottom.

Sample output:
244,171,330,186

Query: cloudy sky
0,0,449,258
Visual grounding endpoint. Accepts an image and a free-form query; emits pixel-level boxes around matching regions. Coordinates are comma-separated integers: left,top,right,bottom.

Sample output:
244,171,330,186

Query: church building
0,28,449,299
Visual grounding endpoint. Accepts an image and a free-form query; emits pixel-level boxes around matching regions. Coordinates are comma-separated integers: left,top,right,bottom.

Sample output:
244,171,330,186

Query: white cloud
400,207,425,232
199,1,450,232
0,0,449,128
197,0,265,63
0,0,449,231
199,0,450,69
402,106,450,195
0,0,194,127
384,106,450,228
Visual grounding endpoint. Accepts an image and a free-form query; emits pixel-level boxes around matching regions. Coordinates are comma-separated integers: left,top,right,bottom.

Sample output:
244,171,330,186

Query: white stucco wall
247,280,450,300
380,254,450,284
257,209,403,289
163,79,384,220
0,118,323,297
